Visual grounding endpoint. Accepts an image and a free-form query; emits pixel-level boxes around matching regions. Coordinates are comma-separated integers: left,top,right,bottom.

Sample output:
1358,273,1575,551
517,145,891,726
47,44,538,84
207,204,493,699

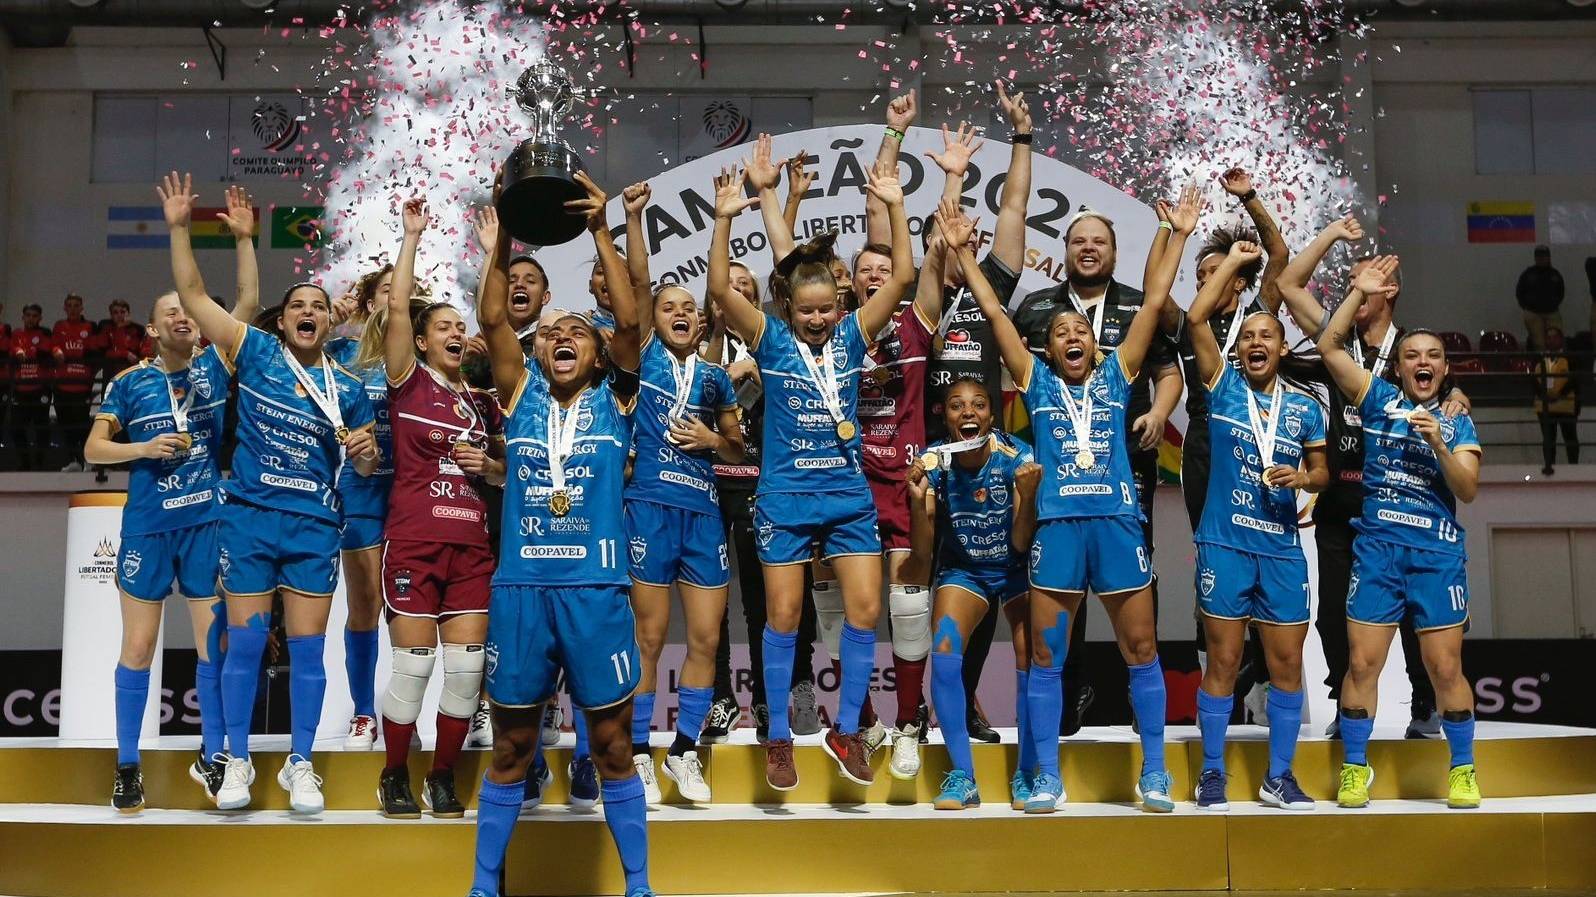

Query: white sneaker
632,753,662,805
541,703,564,747
216,755,255,810
662,751,711,802
1243,682,1269,725
860,718,889,754
277,754,325,814
888,722,922,780
344,714,377,750
60,460,84,472
467,699,494,748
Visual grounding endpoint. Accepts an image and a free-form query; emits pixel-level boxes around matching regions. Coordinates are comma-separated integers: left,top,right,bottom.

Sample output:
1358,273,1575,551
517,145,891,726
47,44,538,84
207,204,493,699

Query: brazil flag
271,206,325,249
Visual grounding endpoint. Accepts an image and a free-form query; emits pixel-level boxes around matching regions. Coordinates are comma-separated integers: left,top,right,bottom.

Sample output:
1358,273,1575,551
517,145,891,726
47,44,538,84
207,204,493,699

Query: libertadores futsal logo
252,101,301,153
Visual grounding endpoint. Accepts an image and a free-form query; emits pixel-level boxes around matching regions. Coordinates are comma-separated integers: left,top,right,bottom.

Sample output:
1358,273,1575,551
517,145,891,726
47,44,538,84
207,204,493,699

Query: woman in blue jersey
616,182,745,804
86,187,259,812
161,172,380,814
1316,255,1484,810
1185,240,1329,812
706,149,915,791
906,376,1041,811
938,199,1177,813
467,171,654,897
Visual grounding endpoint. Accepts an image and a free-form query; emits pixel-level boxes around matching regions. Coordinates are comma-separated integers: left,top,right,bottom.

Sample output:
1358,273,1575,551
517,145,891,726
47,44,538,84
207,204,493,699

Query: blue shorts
118,522,221,602
218,499,341,597
1196,543,1310,625
1029,515,1151,596
485,584,640,710
936,565,1028,606
753,489,882,566
340,515,385,552
624,500,729,588
1348,537,1469,631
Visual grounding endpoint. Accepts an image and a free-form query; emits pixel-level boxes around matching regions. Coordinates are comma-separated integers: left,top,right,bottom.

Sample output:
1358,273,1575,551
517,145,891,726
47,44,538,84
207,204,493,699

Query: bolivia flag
107,206,257,250
1466,201,1535,243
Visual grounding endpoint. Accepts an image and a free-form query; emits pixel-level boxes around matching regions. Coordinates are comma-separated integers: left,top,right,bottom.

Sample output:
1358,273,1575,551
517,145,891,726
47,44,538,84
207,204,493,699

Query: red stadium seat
1478,330,1521,372
1438,331,1472,354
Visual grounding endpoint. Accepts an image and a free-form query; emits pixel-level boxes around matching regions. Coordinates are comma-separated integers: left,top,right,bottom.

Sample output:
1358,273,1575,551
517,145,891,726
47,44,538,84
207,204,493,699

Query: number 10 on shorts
1448,584,1467,612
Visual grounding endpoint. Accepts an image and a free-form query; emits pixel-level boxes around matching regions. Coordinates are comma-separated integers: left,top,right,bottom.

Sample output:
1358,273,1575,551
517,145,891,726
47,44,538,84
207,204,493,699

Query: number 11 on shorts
611,650,632,684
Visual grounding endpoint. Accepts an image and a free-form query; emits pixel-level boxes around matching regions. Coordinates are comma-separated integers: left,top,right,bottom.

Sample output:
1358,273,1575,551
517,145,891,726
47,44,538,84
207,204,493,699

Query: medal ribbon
1352,325,1398,380
1245,377,1284,471
154,356,196,434
423,363,482,440
546,396,581,501
667,350,697,421
796,336,845,431
1068,286,1106,342
1059,377,1095,461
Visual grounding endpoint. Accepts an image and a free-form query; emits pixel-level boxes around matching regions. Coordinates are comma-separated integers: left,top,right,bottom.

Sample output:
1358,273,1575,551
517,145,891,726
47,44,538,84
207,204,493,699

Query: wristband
1238,189,1258,203
1156,221,1173,232
885,127,904,143
1011,133,1033,145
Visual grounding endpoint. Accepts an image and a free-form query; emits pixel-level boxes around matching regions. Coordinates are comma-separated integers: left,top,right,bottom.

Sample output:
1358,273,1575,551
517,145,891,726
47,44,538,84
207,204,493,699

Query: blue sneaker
1136,769,1175,813
933,769,980,810
520,756,554,812
1009,769,1034,811
1259,770,1315,811
1194,768,1229,812
625,888,656,897
467,889,493,897
568,756,600,809
1024,771,1064,814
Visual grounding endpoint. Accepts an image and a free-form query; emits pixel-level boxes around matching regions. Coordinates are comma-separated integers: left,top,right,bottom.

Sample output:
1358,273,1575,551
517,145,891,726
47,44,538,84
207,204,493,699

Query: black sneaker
378,766,421,819
700,696,739,745
752,703,770,743
113,763,144,813
967,707,1000,744
1062,685,1095,737
188,752,225,804
1406,697,1441,740
422,769,465,818
915,702,932,744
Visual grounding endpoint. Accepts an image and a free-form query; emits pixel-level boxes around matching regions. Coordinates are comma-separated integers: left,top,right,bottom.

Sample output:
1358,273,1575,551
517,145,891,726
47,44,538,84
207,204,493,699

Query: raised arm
923,123,983,247
989,81,1032,273
782,152,816,236
1188,241,1263,386
743,133,793,265
159,172,242,356
570,173,638,372
622,182,653,312
866,89,917,246
1221,167,1289,313
1154,183,1202,333
217,184,260,323
856,160,917,339
938,201,1031,382
915,231,948,324
385,198,426,380
706,167,763,345
1316,254,1399,397
476,188,525,399
1279,214,1364,338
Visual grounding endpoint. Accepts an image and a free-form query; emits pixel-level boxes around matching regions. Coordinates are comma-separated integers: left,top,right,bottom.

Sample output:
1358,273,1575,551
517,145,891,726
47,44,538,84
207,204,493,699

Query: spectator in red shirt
99,299,147,381
51,293,99,471
0,303,11,391
10,303,52,470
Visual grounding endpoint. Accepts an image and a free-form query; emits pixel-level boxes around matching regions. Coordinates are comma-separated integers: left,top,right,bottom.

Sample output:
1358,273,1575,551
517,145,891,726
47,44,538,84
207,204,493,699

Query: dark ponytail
770,231,840,317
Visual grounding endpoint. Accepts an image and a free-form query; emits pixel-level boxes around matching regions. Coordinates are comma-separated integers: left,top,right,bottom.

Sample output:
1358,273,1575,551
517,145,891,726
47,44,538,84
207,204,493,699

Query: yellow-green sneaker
1448,764,1481,809
1337,762,1374,808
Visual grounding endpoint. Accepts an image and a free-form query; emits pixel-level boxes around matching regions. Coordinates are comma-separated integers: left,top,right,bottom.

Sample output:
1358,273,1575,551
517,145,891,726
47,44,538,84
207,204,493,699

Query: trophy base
498,139,588,247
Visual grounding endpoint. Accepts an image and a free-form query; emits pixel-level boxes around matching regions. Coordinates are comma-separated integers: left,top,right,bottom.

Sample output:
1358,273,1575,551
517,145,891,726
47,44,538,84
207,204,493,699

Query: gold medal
918,450,941,471
550,489,572,517
1076,449,1095,469
835,420,857,441
335,426,351,445
175,431,193,451
933,334,946,354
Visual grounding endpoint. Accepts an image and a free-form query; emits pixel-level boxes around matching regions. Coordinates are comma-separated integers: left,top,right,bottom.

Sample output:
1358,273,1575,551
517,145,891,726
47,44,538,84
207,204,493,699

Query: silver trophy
497,59,589,246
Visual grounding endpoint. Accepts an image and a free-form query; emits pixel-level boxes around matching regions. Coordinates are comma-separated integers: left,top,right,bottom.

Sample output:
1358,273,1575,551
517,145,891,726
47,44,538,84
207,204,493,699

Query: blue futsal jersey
1353,376,1480,556
750,312,873,495
925,432,1033,576
1197,366,1326,557
96,347,230,536
222,325,377,524
336,361,394,518
497,369,636,588
1019,353,1140,521
627,337,736,515
325,336,358,367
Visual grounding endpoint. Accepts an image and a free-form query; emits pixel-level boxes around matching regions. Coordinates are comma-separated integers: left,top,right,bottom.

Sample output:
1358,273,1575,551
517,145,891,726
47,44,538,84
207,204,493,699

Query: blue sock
1197,688,1233,773
837,623,876,737
1027,664,1063,777
761,625,797,742
1015,668,1037,774
221,625,268,759
572,706,590,760
1340,712,1374,766
471,776,524,896
676,686,712,743
344,627,379,719
601,775,651,894
1441,713,1475,768
631,691,656,747
1127,657,1167,775
194,659,225,758
114,664,149,766
1266,687,1304,779
930,651,971,775
286,634,327,759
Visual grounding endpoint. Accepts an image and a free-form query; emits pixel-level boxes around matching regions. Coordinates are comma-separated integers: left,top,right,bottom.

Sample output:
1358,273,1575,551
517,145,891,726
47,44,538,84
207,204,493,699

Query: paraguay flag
107,206,257,250
1466,201,1535,243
